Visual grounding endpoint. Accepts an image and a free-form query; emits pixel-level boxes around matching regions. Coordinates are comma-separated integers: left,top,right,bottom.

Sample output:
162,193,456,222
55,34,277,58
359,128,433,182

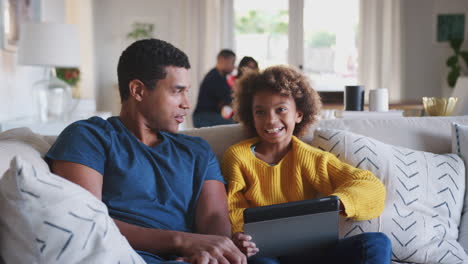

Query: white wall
0,0,65,122
41,0,65,23
93,0,188,115
92,0,226,126
403,0,468,100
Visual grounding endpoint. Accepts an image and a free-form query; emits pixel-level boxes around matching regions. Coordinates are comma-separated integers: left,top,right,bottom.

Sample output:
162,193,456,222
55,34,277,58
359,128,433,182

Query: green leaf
448,68,461,88
450,39,462,52
446,55,458,67
460,51,468,67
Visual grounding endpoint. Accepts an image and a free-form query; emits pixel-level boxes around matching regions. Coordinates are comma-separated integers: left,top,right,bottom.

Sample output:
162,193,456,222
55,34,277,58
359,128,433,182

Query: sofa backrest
182,116,468,161
1,116,468,177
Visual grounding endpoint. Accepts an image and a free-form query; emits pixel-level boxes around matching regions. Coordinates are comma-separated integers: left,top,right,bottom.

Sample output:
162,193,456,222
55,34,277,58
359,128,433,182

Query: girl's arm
311,152,386,221
221,149,259,256
226,180,250,233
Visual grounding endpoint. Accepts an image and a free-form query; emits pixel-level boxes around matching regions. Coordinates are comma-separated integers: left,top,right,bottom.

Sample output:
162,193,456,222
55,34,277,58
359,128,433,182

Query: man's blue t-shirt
46,116,225,232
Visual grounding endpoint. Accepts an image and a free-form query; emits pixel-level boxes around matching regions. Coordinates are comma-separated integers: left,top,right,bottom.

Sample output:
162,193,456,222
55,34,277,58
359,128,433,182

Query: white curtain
358,0,403,102
65,0,95,100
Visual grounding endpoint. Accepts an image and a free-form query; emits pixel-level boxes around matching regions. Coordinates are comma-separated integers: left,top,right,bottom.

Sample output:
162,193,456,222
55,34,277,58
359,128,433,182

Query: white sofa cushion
452,122,468,252
0,127,51,179
311,128,467,264
0,156,145,264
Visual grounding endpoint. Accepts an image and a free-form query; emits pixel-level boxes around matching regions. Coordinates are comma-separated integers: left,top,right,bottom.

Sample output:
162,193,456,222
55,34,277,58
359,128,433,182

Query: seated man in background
193,49,237,128
46,39,252,264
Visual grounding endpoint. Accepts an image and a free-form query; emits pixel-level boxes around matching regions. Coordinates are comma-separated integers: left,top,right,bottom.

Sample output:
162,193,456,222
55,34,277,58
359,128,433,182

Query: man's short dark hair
117,38,191,102
217,49,236,59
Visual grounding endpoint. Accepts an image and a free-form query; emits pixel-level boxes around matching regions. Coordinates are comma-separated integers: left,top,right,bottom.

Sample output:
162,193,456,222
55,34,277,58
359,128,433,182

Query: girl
222,65,391,264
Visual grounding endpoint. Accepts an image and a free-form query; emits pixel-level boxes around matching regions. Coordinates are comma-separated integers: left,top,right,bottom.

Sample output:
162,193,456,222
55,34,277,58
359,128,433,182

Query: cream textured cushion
182,124,249,161
311,128,467,264
0,156,145,264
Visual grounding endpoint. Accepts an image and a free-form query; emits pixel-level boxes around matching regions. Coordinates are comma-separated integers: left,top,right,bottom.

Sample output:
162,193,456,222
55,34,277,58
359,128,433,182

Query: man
46,39,254,263
193,49,236,128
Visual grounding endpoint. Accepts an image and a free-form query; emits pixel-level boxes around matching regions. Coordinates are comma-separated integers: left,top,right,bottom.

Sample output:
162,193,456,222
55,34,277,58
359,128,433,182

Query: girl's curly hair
233,65,322,137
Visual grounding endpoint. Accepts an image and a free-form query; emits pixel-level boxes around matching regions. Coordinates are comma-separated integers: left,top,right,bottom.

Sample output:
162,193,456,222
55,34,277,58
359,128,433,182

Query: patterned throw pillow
452,122,468,252
0,156,145,264
311,128,467,264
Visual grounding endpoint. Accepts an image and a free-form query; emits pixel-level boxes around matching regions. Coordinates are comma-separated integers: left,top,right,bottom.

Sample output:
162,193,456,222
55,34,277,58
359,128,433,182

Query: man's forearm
115,218,246,263
196,213,232,237
195,180,232,237
114,218,186,255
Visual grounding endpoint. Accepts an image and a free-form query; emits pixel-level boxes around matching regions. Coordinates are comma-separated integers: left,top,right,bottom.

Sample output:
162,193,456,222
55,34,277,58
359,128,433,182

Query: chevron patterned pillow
0,156,146,264
311,128,467,264
452,122,468,253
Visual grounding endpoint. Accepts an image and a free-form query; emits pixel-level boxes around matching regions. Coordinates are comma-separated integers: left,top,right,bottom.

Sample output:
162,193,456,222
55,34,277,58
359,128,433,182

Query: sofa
1,116,468,264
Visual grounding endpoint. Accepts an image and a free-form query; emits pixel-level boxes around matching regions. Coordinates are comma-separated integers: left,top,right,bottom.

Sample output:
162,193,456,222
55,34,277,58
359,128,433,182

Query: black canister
345,85,365,111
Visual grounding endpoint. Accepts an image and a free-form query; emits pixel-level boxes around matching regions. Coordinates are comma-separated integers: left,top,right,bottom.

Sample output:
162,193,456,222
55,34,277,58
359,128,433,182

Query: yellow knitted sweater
221,136,386,234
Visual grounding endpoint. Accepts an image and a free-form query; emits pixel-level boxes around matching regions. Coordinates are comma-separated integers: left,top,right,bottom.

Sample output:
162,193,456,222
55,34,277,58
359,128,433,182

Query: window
234,0,289,69
233,0,359,91
302,0,359,91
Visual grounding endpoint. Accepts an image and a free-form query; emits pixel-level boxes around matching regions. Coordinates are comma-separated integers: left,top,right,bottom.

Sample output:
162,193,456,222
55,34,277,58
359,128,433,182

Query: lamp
18,22,80,122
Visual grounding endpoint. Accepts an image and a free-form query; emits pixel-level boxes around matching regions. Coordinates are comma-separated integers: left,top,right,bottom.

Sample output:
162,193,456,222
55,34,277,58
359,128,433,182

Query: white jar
369,88,389,112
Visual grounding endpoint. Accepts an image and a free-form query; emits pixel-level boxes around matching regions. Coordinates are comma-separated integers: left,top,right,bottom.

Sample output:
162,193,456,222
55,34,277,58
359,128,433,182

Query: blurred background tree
236,10,288,59
127,22,154,40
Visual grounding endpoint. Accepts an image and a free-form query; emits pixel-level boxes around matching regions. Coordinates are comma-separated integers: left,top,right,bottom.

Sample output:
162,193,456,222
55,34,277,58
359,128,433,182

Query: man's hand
232,232,259,257
175,232,247,264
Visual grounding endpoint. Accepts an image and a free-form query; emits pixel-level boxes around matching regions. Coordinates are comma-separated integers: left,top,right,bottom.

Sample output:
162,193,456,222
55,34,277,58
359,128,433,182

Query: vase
71,82,81,99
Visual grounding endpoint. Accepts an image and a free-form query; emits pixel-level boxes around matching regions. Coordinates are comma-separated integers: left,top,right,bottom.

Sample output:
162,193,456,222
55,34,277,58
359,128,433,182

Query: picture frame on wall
0,0,41,52
433,12,466,45
437,13,465,42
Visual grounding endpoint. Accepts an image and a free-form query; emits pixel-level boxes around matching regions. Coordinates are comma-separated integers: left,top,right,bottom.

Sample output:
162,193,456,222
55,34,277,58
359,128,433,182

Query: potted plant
56,67,80,98
447,39,468,88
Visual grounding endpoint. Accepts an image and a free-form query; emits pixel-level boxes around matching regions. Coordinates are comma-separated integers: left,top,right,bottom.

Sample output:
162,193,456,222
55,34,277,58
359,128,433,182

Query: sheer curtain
65,0,95,100
358,0,404,102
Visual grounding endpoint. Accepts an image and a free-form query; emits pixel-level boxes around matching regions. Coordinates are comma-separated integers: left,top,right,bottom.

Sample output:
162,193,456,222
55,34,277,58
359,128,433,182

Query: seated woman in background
224,56,260,120
229,56,259,92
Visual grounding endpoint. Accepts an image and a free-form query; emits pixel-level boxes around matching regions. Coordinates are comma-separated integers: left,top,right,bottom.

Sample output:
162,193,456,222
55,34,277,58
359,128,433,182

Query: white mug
369,88,389,112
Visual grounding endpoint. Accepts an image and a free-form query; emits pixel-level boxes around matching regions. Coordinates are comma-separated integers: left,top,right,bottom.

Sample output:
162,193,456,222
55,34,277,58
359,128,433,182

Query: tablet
243,196,340,258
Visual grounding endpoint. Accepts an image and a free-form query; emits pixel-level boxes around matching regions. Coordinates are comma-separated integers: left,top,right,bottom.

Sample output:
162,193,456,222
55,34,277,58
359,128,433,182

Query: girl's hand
232,232,260,257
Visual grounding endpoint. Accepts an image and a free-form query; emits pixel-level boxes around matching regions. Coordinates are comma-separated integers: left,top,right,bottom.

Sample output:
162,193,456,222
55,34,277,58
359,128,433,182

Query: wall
0,0,65,122
403,0,468,100
41,0,65,23
92,0,227,128
93,0,187,115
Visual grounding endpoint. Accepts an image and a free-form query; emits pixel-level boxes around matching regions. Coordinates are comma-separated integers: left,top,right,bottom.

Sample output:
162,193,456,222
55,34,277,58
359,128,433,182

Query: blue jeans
193,111,235,128
248,232,392,264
